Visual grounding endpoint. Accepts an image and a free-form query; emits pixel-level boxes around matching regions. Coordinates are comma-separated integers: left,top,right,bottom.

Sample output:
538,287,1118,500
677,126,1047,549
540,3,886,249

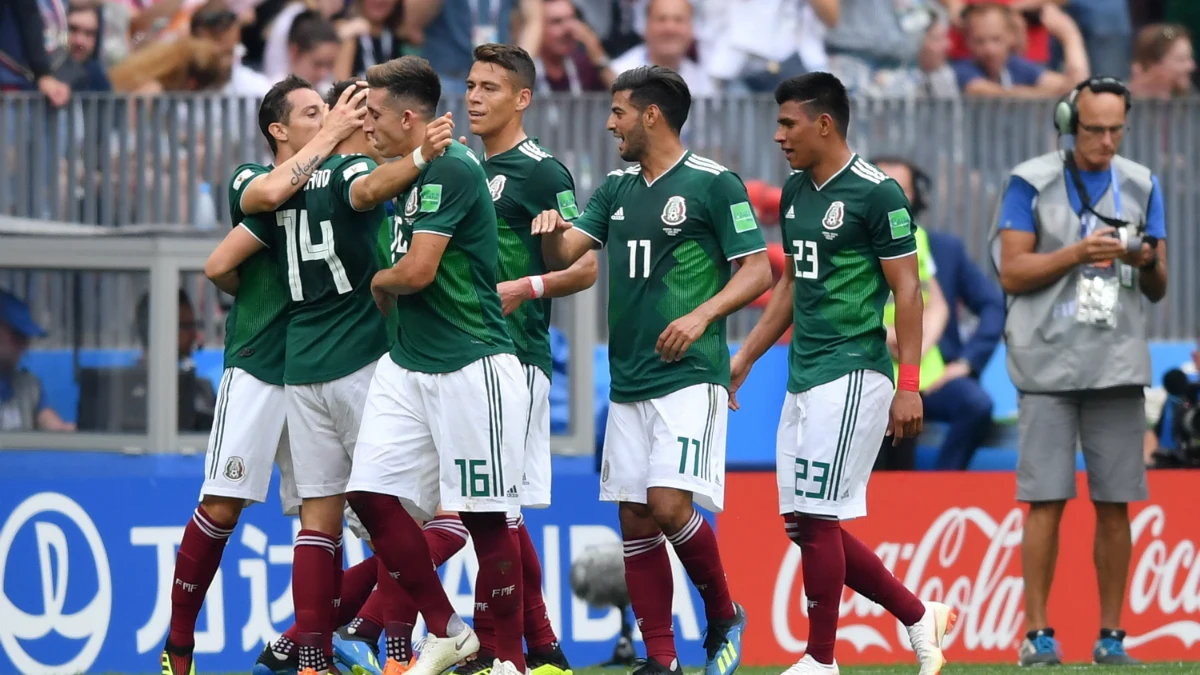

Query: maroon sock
329,537,344,655
515,519,557,651
461,512,524,670
623,532,676,667
788,516,845,666
377,557,418,661
168,506,235,648
424,514,469,564
336,556,379,627
841,528,925,625
346,492,456,636
293,529,338,671
665,510,735,621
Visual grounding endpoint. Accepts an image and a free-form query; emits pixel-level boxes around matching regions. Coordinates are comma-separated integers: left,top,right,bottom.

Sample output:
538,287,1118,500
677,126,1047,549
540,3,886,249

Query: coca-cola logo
1125,506,1200,650
771,507,1025,654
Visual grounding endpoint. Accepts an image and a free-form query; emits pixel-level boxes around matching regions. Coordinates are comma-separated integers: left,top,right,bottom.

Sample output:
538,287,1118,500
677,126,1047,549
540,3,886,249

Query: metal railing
3,93,1199,342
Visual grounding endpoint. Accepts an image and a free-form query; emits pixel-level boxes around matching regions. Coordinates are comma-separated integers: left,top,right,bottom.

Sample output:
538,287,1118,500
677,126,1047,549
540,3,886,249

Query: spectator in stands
334,0,407,81
918,9,959,98
576,0,648,58
877,158,1003,470
0,291,75,432
190,0,273,95
0,0,72,106
108,34,230,92
262,0,349,82
282,11,340,90
422,0,543,95
134,289,216,431
611,0,715,96
954,2,1087,97
992,76,1166,666
1128,24,1195,99
948,0,1060,65
824,0,957,97
1064,0,1132,80
696,0,836,93
536,0,615,93
63,3,113,93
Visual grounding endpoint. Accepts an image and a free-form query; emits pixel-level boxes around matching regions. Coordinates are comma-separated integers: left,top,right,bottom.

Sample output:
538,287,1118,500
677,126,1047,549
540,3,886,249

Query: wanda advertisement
717,471,1200,665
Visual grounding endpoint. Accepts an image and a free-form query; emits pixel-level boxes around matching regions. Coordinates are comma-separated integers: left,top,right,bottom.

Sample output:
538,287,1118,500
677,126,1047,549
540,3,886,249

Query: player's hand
324,84,369,141
1075,227,1127,265
421,112,455,161
497,279,531,316
370,272,395,315
532,209,572,235
656,310,710,362
886,389,923,446
729,353,752,411
924,358,970,393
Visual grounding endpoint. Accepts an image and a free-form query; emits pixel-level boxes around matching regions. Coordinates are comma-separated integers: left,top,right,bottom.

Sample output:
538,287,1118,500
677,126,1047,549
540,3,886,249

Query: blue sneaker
1094,629,1140,665
253,644,298,675
703,602,747,675
1018,628,1062,667
334,627,384,675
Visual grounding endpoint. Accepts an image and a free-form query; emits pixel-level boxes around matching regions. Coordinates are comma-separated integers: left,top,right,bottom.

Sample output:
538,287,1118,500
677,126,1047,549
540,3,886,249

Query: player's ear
268,121,288,146
515,87,532,113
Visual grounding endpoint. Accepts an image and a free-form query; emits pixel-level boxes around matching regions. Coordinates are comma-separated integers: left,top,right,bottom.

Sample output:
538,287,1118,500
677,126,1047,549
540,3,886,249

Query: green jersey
221,163,293,385
390,141,514,373
779,154,918,394
484,138,578,378
247,154,389,385
573,152,766,402
375,207,399,347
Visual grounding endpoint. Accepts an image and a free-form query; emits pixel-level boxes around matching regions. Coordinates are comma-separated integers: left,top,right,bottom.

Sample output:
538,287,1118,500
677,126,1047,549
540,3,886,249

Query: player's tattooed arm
205,225,267,295
241,85,368,214
657,251,773,362
349,113,455,210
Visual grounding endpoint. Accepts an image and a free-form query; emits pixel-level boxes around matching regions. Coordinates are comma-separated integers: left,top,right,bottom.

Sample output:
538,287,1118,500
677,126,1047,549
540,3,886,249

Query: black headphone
869,156,931,216
1053,76,1132,136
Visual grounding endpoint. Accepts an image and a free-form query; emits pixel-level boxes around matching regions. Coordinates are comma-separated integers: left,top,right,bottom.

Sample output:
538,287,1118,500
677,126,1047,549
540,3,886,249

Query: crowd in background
1,0,1196,104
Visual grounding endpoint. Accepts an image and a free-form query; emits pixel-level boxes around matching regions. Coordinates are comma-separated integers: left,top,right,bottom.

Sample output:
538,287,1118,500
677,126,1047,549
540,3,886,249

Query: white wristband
528,275,546,299
412,146,427,170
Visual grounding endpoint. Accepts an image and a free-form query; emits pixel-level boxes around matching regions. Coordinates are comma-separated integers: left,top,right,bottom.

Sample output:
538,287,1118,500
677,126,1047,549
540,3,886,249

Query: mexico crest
404,188,419,217
223,456,246,482
488,175,507,202
822,201,845,230
661,195,687,226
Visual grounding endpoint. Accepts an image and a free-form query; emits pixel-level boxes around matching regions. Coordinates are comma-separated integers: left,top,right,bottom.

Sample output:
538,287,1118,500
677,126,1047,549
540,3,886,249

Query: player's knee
300,494,347,535
617,501,658,537
200,495,245,527
645,489,693,533
1092,500,1129,525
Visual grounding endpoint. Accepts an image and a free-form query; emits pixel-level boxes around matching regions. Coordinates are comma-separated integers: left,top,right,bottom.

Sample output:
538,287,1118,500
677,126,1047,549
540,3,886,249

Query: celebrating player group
157,42,955,675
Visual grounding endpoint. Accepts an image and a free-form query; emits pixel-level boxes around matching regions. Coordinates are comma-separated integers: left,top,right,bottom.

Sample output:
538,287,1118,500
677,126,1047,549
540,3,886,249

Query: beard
619,123,648,162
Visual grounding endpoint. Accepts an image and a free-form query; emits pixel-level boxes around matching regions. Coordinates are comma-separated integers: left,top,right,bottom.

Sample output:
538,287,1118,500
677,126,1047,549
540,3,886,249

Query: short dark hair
774,72,851,137
259,75,313,154
366,56,440,120
190,0,238,36
135,288,194,347
472,43,537,92
325,78,365,108
611,65,691,133
288,10,339,53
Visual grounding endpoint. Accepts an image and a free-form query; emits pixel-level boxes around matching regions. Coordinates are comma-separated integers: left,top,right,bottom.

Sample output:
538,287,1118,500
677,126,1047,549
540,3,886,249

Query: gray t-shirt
0,370,44,431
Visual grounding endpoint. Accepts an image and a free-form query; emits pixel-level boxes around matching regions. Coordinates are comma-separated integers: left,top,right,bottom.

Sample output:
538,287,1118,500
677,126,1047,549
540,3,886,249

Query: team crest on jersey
224,456,246,482
822,201,845,230
404,188,419,217
488,174,507,202
661,195,687,235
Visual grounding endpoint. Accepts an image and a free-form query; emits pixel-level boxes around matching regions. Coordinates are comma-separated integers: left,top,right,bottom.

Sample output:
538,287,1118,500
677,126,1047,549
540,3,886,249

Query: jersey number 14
276,209,353,301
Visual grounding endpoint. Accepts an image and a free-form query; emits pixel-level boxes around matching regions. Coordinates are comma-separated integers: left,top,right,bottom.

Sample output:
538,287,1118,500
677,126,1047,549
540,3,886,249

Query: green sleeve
779,175,799,259
332,155,378,211
228,163,268,223
572,176,614,247
410,157,477,237
866,180,918,260
241,213,275,248
705,170,767,260
530,159,579,220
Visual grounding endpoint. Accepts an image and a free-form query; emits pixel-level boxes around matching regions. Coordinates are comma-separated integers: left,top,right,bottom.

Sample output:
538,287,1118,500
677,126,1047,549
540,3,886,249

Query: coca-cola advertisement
717,471,1200,664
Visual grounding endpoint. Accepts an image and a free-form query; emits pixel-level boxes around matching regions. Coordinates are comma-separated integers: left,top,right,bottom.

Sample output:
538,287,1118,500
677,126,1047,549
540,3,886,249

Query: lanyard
536,56,582,95
360,31,393,71
1079,164,1123,237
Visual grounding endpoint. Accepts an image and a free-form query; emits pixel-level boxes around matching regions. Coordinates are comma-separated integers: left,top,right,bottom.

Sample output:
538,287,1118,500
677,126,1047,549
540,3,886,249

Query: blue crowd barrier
0,452,712,675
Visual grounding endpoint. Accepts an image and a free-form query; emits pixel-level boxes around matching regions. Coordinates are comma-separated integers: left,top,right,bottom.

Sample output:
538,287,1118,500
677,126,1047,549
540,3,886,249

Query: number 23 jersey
573,152,766,403
779,154,917,394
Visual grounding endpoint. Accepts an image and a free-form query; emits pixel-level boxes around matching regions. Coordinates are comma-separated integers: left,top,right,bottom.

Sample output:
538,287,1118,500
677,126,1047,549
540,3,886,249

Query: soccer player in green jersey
730,73,953,675
533,66,772,675
345,55,531,675
464,43,597,675
159,76,369,675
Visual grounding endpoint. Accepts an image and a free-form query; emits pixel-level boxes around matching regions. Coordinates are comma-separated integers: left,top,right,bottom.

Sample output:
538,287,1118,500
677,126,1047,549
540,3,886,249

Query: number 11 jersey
244,154,388,385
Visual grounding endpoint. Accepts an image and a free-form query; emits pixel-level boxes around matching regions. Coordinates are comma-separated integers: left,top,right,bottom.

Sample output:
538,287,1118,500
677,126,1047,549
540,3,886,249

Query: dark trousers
924,376,994,470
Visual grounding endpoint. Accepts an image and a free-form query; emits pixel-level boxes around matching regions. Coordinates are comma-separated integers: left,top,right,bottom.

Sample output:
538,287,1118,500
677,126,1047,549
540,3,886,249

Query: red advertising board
717,471,1200,665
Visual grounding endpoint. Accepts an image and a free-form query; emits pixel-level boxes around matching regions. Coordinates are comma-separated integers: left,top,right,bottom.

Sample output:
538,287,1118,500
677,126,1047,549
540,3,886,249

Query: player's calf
461,512,525,671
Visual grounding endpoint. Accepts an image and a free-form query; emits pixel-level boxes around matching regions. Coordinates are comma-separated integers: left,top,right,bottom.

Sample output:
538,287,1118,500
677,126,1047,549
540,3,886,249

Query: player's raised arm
205,218,271,295
657,172,773,362
537,176,611,269
240,84,368,214
349,112,456,210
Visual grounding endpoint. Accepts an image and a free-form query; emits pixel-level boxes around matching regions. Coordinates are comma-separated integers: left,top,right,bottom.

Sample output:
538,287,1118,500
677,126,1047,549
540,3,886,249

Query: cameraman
991,76,1167,667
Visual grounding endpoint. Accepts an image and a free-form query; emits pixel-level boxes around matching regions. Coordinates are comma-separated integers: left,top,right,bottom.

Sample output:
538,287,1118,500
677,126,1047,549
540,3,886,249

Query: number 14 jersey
573,151,766,402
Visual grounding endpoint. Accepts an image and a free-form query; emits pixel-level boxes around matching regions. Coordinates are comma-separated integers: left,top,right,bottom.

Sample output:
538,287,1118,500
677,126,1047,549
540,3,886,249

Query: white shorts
521,365,552,509
287,362,377,499
348,353,529,521
599,383,728,513
200,368,300,514
776,370,892,520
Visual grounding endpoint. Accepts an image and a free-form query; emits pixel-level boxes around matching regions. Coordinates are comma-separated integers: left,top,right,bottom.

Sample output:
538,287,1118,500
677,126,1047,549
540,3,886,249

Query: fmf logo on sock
492,584,516,597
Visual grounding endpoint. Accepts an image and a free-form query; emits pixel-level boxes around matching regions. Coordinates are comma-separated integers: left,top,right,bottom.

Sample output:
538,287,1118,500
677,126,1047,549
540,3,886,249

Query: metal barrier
2,93,1198,341
0,231,597,455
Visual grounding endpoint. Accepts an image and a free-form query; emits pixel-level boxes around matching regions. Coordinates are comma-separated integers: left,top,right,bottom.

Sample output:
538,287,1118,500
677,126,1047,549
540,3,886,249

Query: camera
1107,226,1145,254
1152,369,1200,468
